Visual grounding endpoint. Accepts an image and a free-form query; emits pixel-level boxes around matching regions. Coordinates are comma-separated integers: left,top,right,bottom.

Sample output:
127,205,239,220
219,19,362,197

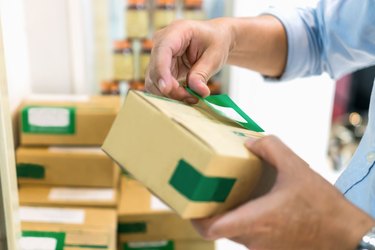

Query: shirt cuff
262,7,312,81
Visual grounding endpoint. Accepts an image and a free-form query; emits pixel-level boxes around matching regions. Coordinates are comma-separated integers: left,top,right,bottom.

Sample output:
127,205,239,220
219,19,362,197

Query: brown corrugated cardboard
119,239,215,250
16,146,120,187
18,184,119,208
103,91,275,219
19,95,120,146
118,177,201,241
20,206,117,250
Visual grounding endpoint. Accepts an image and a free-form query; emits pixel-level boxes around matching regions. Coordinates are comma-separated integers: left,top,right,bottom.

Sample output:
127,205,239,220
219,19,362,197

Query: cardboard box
18,184,119,208
103,91,275,219
19,95,120,146
16,146,120,187
120,239,215,250
118,177,201,242
20,206,117,250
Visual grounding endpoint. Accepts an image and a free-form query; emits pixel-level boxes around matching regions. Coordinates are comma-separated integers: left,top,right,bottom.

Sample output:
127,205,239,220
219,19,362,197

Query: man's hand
145,18,235,103
192,136,375,250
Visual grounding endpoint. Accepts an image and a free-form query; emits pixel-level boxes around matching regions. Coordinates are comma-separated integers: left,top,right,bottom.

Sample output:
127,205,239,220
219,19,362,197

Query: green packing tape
22,106,76,134
123,240,174,250
17,163,45,179
118,222,147,234
22,231,65,250
186,87,264,132
65,244,108,249
169,159,236,202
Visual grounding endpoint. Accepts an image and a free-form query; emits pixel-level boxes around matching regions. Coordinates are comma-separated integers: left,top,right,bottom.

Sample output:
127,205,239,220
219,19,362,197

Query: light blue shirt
267,0,375,217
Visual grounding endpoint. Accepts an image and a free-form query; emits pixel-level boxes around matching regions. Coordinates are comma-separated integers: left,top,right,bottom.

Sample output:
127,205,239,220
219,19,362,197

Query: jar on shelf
153,0,176,31
113,40,134,81
129,80,145,91
101,80,119,95
126,0,149,39
139,39,153,80
183,0,205,20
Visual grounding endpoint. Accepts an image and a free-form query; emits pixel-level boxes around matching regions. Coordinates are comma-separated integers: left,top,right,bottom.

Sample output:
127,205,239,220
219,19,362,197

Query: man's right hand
145,18,235,104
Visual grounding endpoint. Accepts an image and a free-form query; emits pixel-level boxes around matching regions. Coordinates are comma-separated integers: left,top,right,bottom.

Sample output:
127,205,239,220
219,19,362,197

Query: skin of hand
192,136,375,250
145,16,287,104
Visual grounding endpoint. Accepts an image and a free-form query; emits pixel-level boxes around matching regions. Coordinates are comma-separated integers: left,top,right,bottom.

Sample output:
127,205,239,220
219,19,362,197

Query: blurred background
1,0,373,249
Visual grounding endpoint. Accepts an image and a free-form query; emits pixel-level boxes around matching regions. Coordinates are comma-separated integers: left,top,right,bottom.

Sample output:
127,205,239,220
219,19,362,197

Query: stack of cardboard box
15,95,121,249
118,177,215,250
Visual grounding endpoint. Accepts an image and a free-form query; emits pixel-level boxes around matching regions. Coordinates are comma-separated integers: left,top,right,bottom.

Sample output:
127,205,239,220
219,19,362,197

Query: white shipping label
28,108,70,127
151,195,171,211
27,94,90,102
48,188,114,202
48,146,104,155
207,102,247,123
20,237,57,250
19,206,85,224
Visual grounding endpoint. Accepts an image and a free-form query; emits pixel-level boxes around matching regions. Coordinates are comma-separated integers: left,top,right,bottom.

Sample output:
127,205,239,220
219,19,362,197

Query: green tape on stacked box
22,231,65,250
169,159,236,202
123,240,174,250
22,106,76,134
16,163,45,179
118,222,147,234
65,244,108,249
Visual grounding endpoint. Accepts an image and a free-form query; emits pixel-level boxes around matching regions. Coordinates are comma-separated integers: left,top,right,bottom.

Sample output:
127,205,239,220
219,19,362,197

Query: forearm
227,16,287,78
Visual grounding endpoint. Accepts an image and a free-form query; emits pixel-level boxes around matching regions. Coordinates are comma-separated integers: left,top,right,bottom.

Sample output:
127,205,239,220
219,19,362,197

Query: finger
245,135,306,172
187,47,223,97
145,77,163,96
193,193,280,240
148,44,178,95
168,86,199,104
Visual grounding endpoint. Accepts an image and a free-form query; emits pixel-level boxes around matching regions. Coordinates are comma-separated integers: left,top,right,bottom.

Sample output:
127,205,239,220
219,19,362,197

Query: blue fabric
266,0,375,217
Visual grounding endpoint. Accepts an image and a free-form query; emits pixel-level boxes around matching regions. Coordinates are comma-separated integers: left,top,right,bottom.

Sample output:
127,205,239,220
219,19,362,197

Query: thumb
187,48,223,98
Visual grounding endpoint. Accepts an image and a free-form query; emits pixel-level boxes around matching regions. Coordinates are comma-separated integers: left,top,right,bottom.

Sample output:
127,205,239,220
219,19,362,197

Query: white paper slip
207,102,247,123
20,237,57,250
19,206,85,224
151,195,171,211
48,146,104,155
27,94,90,103
48,188,114,202
28,108,70,127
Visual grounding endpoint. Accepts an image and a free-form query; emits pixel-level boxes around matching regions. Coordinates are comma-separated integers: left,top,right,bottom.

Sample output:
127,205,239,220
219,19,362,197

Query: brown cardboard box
19,95,120,146
20,207,117,249
16,146,120,187
19,184,119,208
103,91,275,219
119,239,215,250
118,177,201,242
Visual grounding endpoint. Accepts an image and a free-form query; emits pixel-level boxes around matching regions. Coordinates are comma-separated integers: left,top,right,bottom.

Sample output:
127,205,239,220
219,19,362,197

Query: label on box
22,106,76,134
151,195,171,211
48,188,114,202
26,94,90,102
19,206,85,224
48,146,104,155
124,240,174,250
20,237,57,250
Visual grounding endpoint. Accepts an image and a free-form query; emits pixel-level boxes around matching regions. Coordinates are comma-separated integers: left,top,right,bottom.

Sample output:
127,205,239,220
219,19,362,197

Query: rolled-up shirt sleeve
264,0,375,81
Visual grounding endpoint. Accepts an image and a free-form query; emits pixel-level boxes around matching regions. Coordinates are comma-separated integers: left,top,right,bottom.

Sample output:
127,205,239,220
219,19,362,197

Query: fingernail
184,97,198,104
158,79,166,92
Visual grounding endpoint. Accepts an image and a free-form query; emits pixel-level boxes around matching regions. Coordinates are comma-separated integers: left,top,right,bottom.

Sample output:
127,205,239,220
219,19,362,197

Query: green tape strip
118,222,147,234
17,163,45,179
123,240,174,250
65,244,108,249
22,231,65,250
22,106,76,134
186,87,264,132
169,159,236,202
